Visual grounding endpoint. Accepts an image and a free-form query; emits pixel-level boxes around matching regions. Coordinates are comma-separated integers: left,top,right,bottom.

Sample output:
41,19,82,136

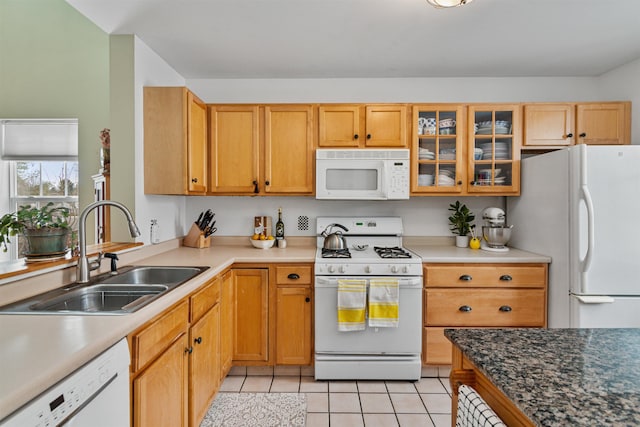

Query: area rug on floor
200,393,307,427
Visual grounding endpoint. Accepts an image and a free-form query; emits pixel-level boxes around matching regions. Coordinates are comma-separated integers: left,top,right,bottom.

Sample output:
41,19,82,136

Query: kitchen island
446,328,640,426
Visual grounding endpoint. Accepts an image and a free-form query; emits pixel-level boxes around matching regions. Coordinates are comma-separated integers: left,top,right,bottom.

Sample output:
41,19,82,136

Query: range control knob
402,266,409,274
390,265,399,274
328,265,335,273
364,265,371,274
338,265,346,274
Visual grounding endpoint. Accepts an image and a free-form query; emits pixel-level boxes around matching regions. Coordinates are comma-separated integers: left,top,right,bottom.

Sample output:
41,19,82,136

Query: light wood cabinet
233,268,269,362
467,104,521,195
422,263,547,365
209,105,314,195
274,264,313,365
219,270,234,377
130,278,222,427
318,104,408,148
143,87,207,195
411,104,465,194
523,101,631,148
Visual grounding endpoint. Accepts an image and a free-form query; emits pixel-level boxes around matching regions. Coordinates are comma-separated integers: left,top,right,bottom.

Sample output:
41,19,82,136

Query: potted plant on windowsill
448,201,475,248
0,202,72,257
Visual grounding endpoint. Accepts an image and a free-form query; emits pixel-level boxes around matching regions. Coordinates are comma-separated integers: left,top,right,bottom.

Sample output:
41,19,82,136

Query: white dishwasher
1,338,130,427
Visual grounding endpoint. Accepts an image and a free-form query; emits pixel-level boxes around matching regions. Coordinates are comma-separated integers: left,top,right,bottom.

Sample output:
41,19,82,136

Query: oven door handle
315,276,422,287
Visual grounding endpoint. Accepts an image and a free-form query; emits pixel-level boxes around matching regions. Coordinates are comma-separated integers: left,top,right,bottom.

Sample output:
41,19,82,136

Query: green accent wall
0,0,110,216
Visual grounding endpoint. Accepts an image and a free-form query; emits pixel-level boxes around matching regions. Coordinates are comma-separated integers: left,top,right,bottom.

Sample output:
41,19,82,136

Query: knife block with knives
184,209,216,248
183,223,211,248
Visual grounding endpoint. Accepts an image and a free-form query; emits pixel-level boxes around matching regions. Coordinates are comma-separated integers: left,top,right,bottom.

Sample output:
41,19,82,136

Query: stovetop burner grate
373,246,412,259
321,248,352,258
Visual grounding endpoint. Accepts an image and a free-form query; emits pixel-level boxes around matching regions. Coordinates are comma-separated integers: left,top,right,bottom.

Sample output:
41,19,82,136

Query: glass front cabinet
411,104,521,196
411,105,465,194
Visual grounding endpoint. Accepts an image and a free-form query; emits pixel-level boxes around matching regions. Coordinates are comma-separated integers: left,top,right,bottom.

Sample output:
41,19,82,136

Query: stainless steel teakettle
321,223,349,250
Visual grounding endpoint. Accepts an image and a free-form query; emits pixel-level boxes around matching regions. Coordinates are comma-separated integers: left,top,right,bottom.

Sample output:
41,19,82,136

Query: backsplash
185,196,505,237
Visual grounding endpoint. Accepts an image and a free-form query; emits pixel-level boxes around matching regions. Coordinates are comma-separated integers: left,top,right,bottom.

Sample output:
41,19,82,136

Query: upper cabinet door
523,104,575,148
264,105,315,194
209,106,260,194
467,104,521,195
318,105,361,147
576,102,630,145
364,105,407,147
187,92,208,193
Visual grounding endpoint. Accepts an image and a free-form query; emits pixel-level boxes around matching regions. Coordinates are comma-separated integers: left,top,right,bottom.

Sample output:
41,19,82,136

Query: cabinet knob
287,273,300,280
458,305,472,312
194,337,203,344
579,133,587,138
499,305,512,312
253,180,259,193
366,134,372,140
354,134,359,140
265,180,270,186
305,297,310,303
191,178,198,183
499,275,513,281
457,180,462,186
185,346,193,354
566,133,573,138
459,274,472,281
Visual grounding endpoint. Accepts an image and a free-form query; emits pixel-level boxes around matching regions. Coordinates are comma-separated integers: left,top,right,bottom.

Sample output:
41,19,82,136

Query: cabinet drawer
276,265,312,285
190,278,220,323
131,300,189,371
424,264,546,288
425,289,545,327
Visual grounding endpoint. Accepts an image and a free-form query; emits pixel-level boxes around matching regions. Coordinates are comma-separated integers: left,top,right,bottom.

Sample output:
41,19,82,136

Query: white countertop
0,237,547,420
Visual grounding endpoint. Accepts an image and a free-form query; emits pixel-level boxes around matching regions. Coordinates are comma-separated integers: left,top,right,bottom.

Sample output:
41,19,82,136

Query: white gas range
314,217,423,381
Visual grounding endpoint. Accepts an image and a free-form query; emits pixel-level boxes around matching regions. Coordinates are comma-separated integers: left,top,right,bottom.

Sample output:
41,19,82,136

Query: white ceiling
66,0,640,79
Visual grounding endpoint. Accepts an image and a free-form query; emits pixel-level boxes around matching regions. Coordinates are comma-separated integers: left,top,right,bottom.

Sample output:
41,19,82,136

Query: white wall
133,36,187,244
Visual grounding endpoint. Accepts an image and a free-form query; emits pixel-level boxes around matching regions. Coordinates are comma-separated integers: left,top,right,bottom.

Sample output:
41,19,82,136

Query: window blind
1,119,78,160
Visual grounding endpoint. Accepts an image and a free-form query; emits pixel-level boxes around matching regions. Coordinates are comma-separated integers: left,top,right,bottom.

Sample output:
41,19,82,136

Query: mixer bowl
482,226,512,248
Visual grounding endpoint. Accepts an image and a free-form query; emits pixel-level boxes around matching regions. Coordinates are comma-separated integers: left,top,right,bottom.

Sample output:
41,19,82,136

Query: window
7,160,79,259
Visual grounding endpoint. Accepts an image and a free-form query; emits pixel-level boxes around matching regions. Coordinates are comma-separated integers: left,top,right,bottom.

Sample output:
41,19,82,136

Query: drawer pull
499,275,513,281
287,273,300,280
499,305,512,312
459,275,473,281
458,305,472,312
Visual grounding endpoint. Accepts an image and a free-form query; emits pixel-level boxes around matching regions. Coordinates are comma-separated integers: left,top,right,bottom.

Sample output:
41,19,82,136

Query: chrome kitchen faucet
76,200,141,283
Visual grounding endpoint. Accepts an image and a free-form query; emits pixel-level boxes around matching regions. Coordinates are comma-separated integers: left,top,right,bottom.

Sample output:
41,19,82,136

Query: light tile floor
219,367,452,427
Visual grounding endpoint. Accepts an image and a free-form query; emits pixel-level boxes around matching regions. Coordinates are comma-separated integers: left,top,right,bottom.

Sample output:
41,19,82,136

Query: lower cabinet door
190,304,220,426
423,327,454,365
276,286,312,365
233,269,269,361
133,334,189,427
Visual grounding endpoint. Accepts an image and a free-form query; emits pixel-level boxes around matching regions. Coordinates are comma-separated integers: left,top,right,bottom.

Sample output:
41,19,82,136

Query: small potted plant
0,202,72,256
448,201,475,248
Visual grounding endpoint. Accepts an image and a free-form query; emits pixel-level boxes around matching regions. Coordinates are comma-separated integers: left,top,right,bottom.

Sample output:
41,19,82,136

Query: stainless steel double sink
0,266,208,315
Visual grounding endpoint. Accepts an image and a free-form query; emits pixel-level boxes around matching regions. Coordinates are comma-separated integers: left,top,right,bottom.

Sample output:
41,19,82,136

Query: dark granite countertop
445,328,640,427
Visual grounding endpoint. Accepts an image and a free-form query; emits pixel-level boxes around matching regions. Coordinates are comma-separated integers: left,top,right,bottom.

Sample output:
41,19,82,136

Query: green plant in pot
0,202,72,256
448,201,475,248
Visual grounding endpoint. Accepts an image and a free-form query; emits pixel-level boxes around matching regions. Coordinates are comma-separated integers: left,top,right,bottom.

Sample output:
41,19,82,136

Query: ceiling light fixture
426,0,473,8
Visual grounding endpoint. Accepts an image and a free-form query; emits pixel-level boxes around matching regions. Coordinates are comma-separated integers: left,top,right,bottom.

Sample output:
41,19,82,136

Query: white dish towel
368,278,399,328
337,279,367,331
456,384,506,427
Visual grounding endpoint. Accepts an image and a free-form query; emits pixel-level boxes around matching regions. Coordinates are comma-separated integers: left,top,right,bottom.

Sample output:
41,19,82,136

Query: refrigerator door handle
574,295,615,304
580,184,595,274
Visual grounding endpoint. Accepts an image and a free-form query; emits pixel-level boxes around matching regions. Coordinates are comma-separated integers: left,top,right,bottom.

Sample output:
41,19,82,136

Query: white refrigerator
507,144,640,328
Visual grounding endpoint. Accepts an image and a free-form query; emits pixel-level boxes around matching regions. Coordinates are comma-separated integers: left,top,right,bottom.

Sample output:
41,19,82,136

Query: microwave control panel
388,160,410,199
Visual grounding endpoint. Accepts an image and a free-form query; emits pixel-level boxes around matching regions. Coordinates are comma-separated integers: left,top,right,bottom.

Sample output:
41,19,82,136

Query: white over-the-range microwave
315,149,410,200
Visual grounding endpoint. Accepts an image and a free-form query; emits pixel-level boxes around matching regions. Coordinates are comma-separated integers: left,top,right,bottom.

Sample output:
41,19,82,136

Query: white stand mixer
481,207,513,252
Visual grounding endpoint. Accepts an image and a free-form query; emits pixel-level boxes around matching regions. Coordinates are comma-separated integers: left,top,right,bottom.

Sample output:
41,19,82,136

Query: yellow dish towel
337,279,367,331
368,278,399,327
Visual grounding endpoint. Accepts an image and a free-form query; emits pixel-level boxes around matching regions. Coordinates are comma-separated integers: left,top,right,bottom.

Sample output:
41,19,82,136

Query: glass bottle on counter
275,207,285,241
